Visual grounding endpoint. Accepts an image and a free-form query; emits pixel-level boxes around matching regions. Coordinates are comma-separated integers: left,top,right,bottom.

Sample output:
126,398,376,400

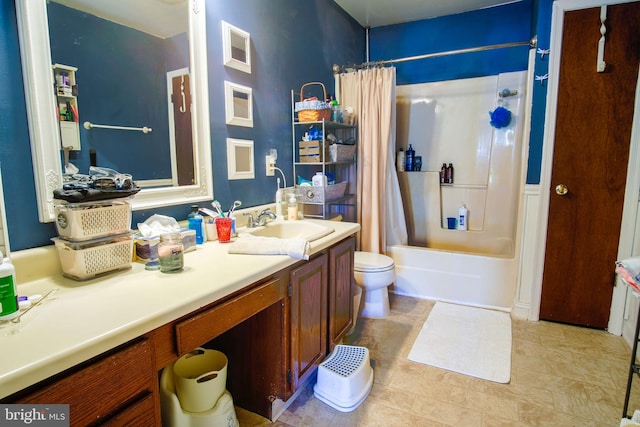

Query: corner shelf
291,90,357,222
52,63,80,151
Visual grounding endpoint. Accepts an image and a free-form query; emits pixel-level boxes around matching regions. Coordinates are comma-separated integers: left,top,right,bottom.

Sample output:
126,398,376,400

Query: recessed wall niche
222,21,251,74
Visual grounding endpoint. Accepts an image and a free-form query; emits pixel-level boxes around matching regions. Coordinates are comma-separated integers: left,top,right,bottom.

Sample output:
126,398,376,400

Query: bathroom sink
245,220,334,242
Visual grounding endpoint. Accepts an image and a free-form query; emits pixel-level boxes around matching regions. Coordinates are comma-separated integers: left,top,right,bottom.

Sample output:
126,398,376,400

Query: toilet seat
354,252,394,273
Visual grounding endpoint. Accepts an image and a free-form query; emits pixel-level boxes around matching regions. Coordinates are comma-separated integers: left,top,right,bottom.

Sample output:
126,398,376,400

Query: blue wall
369,0,553,184
0,0,364,251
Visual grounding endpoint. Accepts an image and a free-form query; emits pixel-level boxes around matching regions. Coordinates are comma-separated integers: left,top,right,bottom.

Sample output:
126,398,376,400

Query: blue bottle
188,205,204,244
405,144,415,172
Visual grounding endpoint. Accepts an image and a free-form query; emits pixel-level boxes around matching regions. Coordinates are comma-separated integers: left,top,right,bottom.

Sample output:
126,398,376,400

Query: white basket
54,198,132,241
53,234,133,280
299,182,347,204
313,345,373,412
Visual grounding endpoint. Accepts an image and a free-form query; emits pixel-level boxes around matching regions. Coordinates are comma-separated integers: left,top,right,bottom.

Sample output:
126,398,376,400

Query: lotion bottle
287,192,298,220
457,204,468,231
275,177,283,217
0,252,18,321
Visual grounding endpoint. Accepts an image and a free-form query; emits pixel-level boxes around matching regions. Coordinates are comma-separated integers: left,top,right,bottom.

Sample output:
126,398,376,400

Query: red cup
215,217,233,243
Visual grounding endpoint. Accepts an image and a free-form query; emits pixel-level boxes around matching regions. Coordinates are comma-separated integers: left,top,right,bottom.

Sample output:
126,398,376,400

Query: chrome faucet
244,209,277,228
256,209,277,226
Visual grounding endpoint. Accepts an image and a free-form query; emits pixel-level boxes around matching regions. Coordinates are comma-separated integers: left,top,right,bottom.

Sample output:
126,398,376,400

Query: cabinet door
329,236,355,348
290,254,328,392
13,339,160,426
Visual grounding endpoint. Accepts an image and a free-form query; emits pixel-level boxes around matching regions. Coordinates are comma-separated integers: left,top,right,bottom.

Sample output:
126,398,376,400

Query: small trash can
172,348,228,413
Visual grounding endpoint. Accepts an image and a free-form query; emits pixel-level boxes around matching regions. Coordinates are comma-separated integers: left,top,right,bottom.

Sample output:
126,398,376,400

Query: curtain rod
333,37,537,74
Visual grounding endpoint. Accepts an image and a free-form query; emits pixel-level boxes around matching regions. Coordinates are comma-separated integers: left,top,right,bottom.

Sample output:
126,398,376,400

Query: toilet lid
354,251,394,273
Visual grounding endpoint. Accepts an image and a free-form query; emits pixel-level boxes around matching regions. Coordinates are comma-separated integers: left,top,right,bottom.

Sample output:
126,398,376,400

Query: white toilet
353,251,396,318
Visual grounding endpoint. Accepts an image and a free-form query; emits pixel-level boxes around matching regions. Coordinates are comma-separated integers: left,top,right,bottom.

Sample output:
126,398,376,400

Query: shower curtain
338,67,408,253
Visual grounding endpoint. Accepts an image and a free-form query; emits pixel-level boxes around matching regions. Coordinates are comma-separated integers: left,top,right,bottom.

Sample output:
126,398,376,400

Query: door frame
530,0,640,333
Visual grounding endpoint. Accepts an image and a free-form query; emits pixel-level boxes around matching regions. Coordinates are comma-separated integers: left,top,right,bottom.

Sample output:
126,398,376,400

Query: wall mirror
16,0,212,222
222,21,251,74
226,138,255,180
224,81,253,127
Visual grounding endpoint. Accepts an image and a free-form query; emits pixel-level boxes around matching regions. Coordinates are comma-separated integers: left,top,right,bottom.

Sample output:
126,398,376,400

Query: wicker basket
53,234,133,280
300,182,348,203
53,198,132,241
295,82,332,123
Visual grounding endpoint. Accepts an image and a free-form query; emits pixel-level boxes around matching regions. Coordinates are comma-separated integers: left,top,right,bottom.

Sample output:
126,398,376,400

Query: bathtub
389,69,531,313
387,244,516,312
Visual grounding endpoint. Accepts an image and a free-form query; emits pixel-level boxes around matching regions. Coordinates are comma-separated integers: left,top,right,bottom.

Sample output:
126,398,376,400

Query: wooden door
539,3,640,328
329,236,355,349
290,254,327,393
171,73,194,185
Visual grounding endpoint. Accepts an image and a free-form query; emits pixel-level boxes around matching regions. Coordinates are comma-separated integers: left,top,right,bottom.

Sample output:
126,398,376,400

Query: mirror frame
224,81,253,127
221,21,251,74
226,138,255,180
15,0,213,223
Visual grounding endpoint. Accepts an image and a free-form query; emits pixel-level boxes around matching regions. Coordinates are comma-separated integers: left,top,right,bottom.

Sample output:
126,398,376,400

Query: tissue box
134,228,196,264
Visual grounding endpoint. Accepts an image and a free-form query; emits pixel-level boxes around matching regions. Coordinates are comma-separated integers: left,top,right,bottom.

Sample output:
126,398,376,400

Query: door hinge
288,284,293,297
287,369,292,384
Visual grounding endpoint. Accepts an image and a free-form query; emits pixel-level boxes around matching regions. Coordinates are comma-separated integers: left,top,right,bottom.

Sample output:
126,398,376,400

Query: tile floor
236,294,640,426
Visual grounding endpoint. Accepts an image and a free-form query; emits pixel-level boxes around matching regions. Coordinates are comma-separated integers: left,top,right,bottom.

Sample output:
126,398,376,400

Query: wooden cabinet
289,253,328,393
10,339,160,426
2,235,356,424
328,235,355,349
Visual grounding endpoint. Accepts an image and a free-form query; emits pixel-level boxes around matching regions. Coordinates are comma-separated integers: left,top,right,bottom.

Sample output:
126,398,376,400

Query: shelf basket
295,82,332,123
299,182,348,203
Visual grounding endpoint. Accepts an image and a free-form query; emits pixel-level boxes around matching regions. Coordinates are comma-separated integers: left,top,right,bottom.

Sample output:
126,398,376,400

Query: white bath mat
408,302,512,383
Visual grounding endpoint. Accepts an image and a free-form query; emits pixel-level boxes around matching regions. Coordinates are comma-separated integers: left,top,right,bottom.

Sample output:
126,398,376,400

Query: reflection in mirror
16,0,212,222
224,81,253,127
227,138,255,180
222,21,251,74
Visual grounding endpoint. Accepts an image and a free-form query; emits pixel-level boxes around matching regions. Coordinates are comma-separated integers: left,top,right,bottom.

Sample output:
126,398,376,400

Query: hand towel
228,235,310,260
616,256,640,292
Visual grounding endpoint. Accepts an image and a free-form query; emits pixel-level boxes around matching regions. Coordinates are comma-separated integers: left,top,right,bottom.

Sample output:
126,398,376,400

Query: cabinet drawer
15,339,156,426
102,392,158,426
175,276,286,355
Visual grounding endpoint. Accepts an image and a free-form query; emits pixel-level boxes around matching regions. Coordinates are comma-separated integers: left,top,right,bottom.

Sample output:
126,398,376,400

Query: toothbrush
199,207,219,218
212,200,224,217
228,200,241,217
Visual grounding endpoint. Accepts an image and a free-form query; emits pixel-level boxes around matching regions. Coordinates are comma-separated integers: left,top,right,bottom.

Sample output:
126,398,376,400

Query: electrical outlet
266,155,275,176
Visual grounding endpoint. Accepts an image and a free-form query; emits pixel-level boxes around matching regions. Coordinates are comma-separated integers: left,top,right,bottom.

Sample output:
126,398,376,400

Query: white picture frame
222,21,251,74
227,138,254,180
224,81,253,127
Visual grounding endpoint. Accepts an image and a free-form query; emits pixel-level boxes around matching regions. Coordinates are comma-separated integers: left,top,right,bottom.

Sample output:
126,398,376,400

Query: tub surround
0,219,359,403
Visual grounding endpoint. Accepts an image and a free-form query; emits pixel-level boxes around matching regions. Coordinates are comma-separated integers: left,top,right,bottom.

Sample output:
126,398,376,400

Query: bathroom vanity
0,220,359,425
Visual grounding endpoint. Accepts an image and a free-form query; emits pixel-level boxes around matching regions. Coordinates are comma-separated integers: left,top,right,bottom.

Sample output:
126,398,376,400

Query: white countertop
0,219,359,399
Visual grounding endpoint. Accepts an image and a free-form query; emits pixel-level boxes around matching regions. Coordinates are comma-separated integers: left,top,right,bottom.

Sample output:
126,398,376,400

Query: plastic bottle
440,163,447,184
187,205,205,244
275,177,283,217
312,172,327,186
287,193,298,221
457,204,468,231
397,148,405,172
0,251,19,321
447,163,454,184
405,144,415,172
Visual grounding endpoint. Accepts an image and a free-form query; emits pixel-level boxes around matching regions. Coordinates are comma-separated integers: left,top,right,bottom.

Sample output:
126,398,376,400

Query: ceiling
51,0,187,39
334,0,521,28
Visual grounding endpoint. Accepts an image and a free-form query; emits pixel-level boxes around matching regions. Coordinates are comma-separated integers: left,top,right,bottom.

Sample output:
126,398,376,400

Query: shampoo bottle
457,204,468,231
0,252,18,321
275,177,283,217
287,192,298,220
397,148,405,172
405,144,415,171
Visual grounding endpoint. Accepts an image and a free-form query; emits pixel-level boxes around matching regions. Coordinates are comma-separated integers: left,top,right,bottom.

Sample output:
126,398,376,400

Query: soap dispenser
287,192,298,221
